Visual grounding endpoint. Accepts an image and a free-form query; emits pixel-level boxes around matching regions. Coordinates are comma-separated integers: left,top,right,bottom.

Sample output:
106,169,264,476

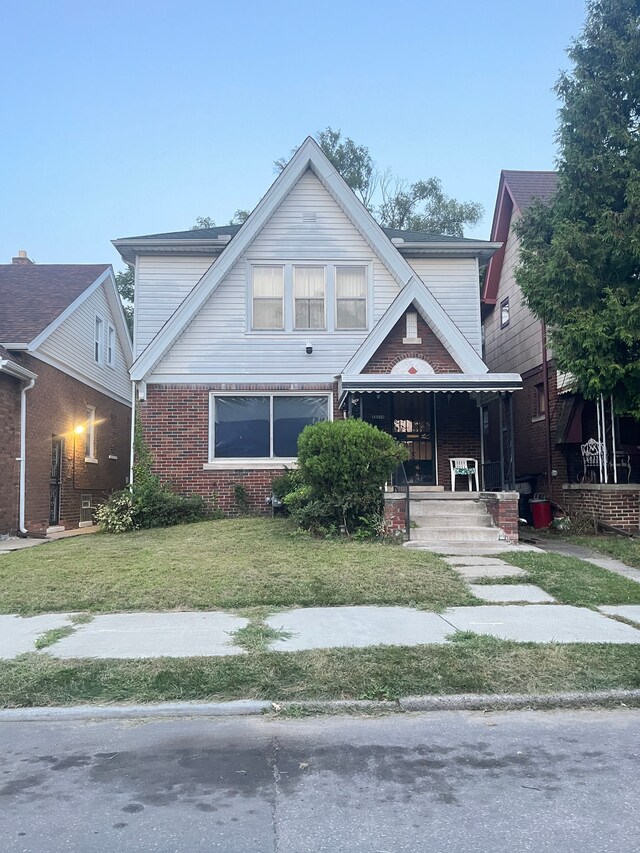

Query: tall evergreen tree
516,0,640,415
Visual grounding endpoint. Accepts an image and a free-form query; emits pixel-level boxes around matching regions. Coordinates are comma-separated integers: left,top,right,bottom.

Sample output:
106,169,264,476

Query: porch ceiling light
74,424,85,434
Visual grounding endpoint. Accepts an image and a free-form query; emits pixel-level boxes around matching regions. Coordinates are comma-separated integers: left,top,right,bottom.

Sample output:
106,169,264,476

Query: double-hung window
336,266,367,329
294,266,325,330
210,394,330,461
94,315,104,364
252,266,284,330
106,323,116,368
84,406,97,462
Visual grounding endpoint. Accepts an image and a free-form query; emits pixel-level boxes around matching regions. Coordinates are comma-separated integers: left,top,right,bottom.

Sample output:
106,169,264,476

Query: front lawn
0,518,475,615
496,551,640,607
2,636,639,707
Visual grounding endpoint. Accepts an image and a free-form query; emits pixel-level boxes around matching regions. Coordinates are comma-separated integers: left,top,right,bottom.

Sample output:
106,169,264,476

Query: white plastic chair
450,457,479,492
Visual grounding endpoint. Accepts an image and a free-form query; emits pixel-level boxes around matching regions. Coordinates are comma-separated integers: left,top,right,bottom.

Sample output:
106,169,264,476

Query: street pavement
1,708,638,852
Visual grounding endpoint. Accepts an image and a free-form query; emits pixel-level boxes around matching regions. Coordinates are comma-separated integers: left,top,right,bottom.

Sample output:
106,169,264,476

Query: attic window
500,297,510,328
403,311,422,344
302,212,317,224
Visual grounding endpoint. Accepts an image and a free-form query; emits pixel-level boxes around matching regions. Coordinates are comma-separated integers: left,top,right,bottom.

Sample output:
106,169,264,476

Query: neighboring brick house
0,255,133,536
114,138,522,518
481,171,640,531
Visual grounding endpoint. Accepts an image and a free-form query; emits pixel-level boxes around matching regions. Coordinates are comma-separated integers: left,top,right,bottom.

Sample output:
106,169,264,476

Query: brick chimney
12,250,33,265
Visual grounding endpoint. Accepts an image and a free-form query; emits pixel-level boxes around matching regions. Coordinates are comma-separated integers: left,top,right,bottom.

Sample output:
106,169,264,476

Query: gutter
19,376,36,535
541,322,553,497
129,381,136,488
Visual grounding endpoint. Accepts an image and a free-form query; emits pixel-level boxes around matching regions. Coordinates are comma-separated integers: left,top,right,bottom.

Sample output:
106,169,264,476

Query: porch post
498,392,505,490
479,404,485,490
508,392,515,491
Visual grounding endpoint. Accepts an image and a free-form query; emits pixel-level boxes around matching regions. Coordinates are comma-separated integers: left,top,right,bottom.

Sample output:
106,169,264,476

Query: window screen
273,396,328,456
214,397,270,457
336,266,367,329
252,267,284,329
294,267,325,329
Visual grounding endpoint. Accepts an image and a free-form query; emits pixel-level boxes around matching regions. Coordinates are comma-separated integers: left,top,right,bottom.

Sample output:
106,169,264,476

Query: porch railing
391,462,411,541
482,461,502,491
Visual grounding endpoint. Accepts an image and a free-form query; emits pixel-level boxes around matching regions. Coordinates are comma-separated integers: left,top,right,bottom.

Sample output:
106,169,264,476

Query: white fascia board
28,267,113,351
344,278,488,376
130,140,319,381
0,358,38,381
148,373,338,385
26,351,132,407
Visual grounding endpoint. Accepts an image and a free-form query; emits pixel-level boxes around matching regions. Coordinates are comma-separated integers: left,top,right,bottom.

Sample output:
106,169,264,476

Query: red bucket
529,495,552,529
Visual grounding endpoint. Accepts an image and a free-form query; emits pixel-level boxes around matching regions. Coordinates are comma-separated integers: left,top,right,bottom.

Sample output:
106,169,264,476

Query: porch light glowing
74,424,85,434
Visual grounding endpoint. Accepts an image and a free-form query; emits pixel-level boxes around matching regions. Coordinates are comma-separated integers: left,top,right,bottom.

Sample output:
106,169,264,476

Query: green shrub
233,484,250,514
292,419,408,534
271,468,302,501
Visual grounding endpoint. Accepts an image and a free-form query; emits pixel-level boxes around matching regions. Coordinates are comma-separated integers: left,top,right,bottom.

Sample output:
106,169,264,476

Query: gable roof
344,278,486,376
482,170,558,305
128,137,494,381
0,264,110,343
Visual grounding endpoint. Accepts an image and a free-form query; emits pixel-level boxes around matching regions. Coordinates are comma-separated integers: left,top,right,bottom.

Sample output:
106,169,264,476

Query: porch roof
338,373,522,405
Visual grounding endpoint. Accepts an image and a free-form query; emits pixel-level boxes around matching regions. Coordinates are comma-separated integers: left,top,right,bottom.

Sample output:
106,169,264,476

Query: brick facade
435,393,482,489
363,314,461,374
481,491,519,543
3,355,132,535
0,373,21,536
383,493,408,537
140,383,340,515
562,485,640,534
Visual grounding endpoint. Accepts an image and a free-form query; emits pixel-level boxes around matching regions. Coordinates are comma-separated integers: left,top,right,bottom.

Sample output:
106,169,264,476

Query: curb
1,690,639,722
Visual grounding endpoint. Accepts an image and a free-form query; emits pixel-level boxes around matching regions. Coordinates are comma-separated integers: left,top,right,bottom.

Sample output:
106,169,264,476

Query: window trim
250,264,285,331
94,313,104,364
84,405,97,463
106,322,116,369
207,391,333,467
500,297,510,329
532,382,546,422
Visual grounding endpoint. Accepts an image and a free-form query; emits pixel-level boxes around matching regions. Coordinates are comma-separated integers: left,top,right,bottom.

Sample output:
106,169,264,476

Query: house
482,170,640,531
114,138,522,539
0,255,133,537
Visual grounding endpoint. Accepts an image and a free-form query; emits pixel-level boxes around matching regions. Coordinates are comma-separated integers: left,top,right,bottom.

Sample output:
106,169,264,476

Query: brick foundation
383,493,408,538
481,492,520,542
562,484,640,533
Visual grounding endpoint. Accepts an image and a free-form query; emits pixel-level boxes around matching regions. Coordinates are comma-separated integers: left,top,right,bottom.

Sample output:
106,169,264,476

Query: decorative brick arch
390,356,435,374
362,314,461,374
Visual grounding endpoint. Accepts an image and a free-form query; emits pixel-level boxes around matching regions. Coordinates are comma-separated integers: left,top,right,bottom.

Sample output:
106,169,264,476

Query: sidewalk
3,554,640,659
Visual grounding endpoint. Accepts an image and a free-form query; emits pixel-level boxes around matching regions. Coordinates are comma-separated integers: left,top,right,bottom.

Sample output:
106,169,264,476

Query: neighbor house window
84,406,97,461
211,394,329,459
106,323,116,368
336,266,367,329
252,266,284,330
500,297,510,328
294,266,325,330
94,315,104,363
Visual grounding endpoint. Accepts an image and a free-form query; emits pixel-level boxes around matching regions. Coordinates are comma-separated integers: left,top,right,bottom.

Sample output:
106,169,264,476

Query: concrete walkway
0,526,98,554
533,537,640,584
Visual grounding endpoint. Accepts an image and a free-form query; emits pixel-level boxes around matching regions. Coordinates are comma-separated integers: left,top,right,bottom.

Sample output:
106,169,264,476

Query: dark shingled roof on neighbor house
502,170,558,212
0,264,110,343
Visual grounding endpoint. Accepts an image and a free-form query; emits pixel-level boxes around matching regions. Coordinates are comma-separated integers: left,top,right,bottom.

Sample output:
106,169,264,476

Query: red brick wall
17,355,131,534
562,486,640,533
140,383,339,515
363,314,461,374
436,394,482,489
482,492,519,542
0,373,21,536
383,494,407,537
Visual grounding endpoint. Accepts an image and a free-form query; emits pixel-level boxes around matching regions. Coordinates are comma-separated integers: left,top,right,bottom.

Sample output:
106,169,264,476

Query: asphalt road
1,708,638,852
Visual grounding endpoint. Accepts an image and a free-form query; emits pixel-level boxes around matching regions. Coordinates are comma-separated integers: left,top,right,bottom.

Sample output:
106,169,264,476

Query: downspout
19,378,36,535
541,322,553,497
129,381,136,488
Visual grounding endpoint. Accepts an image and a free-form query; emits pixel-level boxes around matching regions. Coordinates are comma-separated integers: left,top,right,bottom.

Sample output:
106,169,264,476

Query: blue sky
1,0,587,271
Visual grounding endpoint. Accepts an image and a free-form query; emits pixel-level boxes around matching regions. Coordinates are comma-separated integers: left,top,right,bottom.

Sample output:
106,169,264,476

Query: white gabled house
114,137,522,534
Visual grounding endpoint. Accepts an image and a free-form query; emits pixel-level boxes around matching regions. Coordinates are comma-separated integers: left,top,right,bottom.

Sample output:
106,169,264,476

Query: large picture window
294,266,325,330
211,394,329,460
252,266,284,330
336,266,367,329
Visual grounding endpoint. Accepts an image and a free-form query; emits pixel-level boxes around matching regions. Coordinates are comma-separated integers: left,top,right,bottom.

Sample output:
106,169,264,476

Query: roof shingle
0,264,110,343
502,170,558,212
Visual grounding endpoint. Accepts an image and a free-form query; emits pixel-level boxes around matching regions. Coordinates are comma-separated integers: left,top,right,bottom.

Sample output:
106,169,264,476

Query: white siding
135,256,215,357
407,258,482,355
37,282,131,402
483,210,542,375
149,170,484,382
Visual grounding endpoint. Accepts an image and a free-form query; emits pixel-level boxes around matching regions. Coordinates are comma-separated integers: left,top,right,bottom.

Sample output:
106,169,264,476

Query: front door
362,393,435,485
49,437,63,525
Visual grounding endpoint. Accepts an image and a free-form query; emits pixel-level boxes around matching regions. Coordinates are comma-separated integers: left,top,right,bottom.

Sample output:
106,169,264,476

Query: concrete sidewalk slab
49,612,249,659
534,539,640,585
442,604,640,643
451,565,528,581
0,614,73,658
266,606,452,652
468,584,555,604
599,605,640,625
0,537,50,554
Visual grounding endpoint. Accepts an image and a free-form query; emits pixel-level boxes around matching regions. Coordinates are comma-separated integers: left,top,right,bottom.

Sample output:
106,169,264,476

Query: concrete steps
408,497,505,550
